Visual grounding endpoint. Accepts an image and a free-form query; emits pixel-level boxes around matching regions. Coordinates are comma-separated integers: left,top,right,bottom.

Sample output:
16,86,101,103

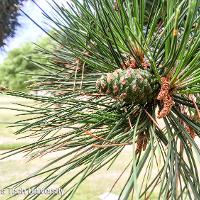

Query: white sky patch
0,0,70,63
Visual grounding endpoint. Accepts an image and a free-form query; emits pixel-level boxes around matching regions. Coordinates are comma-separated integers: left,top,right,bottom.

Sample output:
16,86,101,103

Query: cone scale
96,68,157,104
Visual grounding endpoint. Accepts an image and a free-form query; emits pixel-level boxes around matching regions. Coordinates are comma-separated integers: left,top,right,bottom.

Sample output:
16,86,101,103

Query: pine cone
96,68,157,104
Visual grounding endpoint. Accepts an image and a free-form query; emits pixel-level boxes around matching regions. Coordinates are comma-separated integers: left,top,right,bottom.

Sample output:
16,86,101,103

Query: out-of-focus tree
0,0,26,47
0,37,52,90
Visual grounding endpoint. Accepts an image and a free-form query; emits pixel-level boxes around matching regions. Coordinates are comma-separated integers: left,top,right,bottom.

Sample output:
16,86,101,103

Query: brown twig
83,130,113,144
144,109,162,130
190,95,200,119
80,62,85,90
92,143,132,148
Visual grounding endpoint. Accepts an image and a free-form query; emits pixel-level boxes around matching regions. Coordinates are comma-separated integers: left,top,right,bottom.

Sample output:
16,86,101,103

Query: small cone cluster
180,108,197,141
157,77,174,118
136,132,148,154
96,68,157,104
186,125,196,140
121,55,150,70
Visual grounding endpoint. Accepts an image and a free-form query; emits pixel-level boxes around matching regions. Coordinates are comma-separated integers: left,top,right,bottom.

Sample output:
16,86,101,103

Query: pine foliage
1,0,200,199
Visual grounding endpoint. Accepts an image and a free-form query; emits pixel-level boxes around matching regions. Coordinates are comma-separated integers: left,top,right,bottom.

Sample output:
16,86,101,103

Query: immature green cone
96,68,157,104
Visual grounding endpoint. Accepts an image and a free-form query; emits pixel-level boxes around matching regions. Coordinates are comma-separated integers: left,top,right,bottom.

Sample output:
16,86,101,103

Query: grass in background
0,94,31,149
